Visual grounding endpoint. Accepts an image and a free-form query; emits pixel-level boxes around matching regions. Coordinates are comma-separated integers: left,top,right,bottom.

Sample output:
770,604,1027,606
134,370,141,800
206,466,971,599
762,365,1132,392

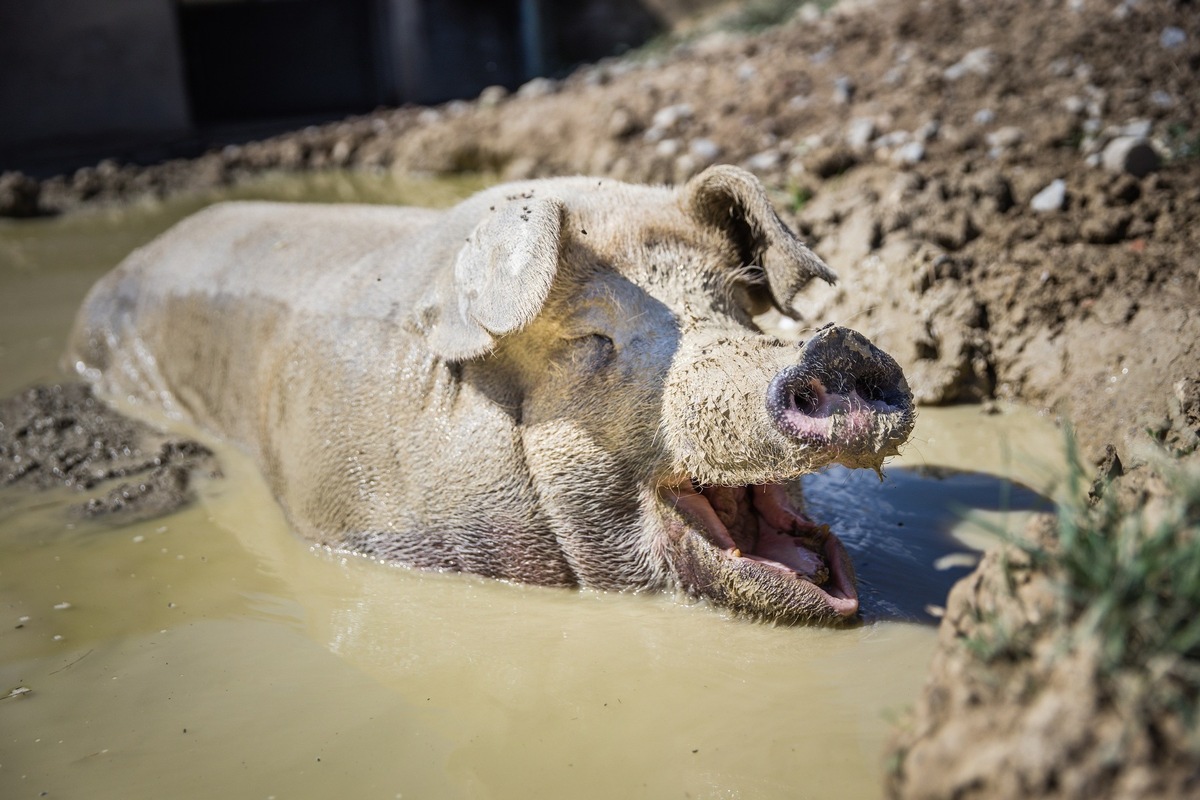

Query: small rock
652,103,693,131
846,118,877,151
477,85,508,108
943,47,995,81
892,141,926,166
516,77,557,98
832,76,855,105
746,150,783,173
973,108,996,125
1116,119,1153,139
874,130,911,150
1101,137,1160,178
655,139,680,158
795,2,823,23
1150,90,1175,109
608,108,637,138
688,138,721,165
736,63,757,82
1030,179,1067,213
1160,26,1187,49
986,126,1025,150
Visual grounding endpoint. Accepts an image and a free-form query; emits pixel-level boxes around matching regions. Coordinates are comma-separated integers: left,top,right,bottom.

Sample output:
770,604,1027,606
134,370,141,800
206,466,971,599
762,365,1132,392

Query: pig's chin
658,481,859,623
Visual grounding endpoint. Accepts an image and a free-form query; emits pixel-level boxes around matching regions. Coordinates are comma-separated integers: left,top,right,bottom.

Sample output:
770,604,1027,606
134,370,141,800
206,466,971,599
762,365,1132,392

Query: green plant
788,184,813,212
1006,435,1200,742
1164,123,1200,162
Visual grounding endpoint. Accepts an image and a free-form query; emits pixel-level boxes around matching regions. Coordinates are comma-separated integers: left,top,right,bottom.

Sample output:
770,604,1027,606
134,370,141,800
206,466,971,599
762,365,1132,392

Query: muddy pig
68,165,915,623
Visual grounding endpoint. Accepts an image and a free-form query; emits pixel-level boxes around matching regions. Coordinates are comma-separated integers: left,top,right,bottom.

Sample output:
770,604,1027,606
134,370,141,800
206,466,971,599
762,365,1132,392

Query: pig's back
67,200,441,436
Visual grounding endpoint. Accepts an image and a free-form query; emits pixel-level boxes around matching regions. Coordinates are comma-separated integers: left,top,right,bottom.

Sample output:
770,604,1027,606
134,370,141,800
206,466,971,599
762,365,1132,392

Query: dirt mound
0,382,219,520
887,463,1200,799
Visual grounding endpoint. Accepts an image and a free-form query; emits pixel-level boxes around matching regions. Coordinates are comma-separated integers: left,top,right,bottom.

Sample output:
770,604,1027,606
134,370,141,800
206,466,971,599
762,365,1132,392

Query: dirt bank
887,457,1200,799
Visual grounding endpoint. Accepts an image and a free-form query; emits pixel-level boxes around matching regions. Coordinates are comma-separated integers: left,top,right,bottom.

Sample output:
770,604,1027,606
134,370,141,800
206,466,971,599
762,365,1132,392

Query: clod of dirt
0,382,219,521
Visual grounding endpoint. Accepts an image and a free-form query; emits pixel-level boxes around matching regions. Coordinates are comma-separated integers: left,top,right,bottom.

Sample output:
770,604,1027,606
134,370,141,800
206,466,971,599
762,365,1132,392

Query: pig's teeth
729,548,742,558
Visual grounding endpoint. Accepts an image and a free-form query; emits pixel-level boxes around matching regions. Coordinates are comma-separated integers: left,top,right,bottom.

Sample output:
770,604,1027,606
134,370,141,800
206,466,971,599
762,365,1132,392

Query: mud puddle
0,173,1067,799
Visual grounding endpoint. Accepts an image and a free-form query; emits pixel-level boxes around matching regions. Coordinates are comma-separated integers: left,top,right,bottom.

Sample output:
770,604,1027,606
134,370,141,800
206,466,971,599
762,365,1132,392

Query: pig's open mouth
659,480,859,619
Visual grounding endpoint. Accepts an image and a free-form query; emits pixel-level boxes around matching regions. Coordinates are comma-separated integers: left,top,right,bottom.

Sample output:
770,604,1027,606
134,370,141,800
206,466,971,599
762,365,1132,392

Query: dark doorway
176,0,382,125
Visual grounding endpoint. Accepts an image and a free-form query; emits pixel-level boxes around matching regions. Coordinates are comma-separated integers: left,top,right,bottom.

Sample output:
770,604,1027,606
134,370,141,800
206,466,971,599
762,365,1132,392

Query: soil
0,382,219,521
2,0,1199,796
887,509,1200,799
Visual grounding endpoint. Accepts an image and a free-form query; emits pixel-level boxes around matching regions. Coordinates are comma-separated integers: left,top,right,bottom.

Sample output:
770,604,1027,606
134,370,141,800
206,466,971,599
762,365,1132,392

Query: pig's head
415,165,915,624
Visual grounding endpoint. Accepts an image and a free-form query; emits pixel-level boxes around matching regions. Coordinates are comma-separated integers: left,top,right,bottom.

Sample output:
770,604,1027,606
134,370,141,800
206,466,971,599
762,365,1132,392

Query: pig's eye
568,333,616,367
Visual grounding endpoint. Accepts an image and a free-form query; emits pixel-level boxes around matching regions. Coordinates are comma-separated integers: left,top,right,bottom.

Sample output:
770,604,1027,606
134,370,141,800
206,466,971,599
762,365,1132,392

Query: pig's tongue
665,482,834,585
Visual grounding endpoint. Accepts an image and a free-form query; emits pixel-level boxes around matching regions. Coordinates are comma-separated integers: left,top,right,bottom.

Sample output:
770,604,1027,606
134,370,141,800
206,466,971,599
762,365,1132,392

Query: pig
68,165,915,624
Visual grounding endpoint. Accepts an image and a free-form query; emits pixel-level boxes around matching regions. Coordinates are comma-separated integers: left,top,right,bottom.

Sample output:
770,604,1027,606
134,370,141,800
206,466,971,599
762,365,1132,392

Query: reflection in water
805,466,1055,623
0,172,1069,800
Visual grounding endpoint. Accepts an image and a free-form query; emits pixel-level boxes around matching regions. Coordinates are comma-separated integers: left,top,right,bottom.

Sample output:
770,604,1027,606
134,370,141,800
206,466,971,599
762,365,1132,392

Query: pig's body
69,167,915,623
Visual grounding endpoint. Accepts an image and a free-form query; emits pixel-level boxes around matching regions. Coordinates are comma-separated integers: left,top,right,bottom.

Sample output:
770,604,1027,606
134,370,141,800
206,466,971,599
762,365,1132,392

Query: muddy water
0,173,1066,800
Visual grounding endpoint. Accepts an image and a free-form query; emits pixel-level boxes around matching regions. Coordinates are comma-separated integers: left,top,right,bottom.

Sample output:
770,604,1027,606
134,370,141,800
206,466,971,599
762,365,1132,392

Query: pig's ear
422,197,565,360
683,165,836,315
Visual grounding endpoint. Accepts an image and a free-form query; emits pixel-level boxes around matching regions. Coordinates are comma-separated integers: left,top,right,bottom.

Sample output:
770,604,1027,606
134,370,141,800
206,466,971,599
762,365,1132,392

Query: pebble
846,118,877,151
833,76,855,105
943,47,995,81
1115,119,1153,138
516,77,557,98
688,138,721,164
477,85,509,108
1030,179,1067,212
1101,137,1160,178
892,141,926,166
916,120,941,142
54,602,71,610
986,126,1025,150
746,150,783,172
973,109,996,127
1160,26,1187,49
652,103,693,131
1151,90,1175,109
655,139,680,158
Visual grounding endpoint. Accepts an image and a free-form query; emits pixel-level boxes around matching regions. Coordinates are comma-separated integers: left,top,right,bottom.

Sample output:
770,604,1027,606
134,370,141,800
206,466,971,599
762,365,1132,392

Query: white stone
846,117,878,151
1101,137,1160,178
892,141,925,166
688,138,722,163
943,47,995,81
652,103,694,131
1030,179,1067,213
1160,26,1187,49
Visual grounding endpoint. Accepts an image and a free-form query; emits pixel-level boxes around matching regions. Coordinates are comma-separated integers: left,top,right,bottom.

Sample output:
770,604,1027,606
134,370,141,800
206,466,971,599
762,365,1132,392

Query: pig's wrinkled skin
69,165,915,624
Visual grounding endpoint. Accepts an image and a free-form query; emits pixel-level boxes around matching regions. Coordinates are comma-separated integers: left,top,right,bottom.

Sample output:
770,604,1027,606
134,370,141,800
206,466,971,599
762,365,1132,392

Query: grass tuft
1003,432,1200,748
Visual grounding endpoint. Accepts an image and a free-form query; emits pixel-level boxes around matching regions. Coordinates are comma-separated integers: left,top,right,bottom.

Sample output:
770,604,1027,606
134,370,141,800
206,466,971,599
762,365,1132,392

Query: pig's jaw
657,480,859,622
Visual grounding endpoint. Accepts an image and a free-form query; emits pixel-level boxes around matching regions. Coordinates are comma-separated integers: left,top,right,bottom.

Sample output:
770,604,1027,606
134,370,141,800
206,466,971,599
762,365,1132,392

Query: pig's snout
767,325,912,452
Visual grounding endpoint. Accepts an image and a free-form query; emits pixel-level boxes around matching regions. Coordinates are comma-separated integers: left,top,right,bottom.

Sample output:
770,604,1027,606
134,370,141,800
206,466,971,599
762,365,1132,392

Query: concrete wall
0,0,190,157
